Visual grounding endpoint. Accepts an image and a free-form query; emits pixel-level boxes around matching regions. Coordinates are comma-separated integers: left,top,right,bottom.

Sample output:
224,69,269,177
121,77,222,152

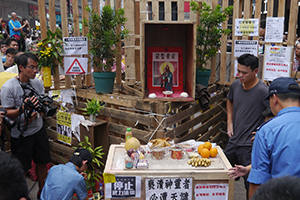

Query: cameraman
0,53,50,199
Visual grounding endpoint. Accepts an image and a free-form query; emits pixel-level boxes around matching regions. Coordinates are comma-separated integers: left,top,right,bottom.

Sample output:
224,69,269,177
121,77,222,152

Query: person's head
262,107,275,122
5,48,17,66
6,38,19,50
259,19,266,38
28,40,38,52
17,53,39,79
265,77,300,116
252,176,300,200
69,148,93,173
295,43,300,57
0,40,7,55
11,12,17,21
237,54,259,84
0,151,28,200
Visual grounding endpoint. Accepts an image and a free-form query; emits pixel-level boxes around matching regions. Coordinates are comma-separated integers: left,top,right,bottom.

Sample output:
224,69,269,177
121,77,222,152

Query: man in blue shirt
8,12,28,41
41,148,93,200
248,77,300,199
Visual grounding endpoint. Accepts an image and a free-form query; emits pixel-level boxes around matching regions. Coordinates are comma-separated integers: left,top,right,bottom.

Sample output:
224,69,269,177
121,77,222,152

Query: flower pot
90,114,96,122
93,72,116,94
196,69,211,87
43,66,52,87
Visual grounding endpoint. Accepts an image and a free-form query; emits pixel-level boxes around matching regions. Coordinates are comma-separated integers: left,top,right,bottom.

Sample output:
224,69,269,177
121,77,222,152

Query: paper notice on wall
56,111,72,145
105,176,141,198
263,45,292,81
265,17,284,43
195,183,228,200
235,18,259,36
234,40,258,57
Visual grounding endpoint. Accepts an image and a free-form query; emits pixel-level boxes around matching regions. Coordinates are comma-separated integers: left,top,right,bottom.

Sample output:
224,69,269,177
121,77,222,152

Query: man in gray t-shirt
225,54,269,196
1,53,51,197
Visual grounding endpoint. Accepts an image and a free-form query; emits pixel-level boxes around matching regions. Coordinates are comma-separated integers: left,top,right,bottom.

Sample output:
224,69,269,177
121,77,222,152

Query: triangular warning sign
66,58,86,74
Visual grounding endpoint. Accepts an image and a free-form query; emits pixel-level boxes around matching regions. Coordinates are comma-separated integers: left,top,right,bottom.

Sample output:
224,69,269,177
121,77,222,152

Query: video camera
21,83,57,117
0,108,16,130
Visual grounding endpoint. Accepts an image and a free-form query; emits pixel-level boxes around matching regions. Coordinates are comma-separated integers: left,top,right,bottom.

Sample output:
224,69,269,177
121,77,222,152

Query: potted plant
76,135,105,194
83,6,128,94
35,29,64,87
82,97,104,122
190,2,233,86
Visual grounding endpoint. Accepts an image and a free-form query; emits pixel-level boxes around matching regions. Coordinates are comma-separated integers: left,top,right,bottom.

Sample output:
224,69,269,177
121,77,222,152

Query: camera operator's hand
23,96,40,111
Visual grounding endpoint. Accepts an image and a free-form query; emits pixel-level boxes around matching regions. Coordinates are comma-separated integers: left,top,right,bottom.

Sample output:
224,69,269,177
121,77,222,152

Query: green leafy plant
83,5,128,72
190,2,233,70
82,98,104,115
77,135,105,191
35,29,64,71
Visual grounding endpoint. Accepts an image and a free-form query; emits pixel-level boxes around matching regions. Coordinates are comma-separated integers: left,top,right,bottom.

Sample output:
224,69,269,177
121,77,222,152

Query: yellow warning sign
239,19,255,35
103,173,116,184
57,111,71,127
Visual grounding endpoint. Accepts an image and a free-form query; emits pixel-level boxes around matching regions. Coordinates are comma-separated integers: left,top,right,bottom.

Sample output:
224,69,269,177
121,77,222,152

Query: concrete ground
26,175,247,200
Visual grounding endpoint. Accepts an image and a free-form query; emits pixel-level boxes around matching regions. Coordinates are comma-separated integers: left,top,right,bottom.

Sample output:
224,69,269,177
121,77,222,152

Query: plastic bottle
125,128,132,141
99,183,104,199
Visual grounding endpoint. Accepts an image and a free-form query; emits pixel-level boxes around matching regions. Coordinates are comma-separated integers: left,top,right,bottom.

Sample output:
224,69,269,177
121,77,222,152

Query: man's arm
249,183,260,199
227,99,233,137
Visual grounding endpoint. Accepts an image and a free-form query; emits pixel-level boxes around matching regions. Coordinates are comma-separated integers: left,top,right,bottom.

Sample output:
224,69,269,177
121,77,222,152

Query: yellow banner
57,111,71,127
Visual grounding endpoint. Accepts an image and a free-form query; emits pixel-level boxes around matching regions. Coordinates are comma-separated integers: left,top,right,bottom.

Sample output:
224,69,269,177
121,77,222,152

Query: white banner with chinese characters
105,176,141,198
195,183,229,200
263,45,292,81
145,178,193,200
234,40,258,58
56,111,72,145
265,17,284,43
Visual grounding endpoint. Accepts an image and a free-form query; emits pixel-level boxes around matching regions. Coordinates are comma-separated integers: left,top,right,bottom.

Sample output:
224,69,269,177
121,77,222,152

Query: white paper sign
195,183,228,200
265,17,284,43
263,45,292,81
105,176,141,198
235,18,259,36
145,178,193,200
234,40,258,57
234,59,238,77
64,57,88,75
63,37,88,55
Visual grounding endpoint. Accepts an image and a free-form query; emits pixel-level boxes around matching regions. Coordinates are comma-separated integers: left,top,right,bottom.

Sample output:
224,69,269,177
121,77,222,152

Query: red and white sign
64,57,88,75
195,183,229,200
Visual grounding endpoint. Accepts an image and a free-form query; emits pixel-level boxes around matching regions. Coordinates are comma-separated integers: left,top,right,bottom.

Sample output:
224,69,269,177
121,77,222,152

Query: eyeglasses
26,66,38,70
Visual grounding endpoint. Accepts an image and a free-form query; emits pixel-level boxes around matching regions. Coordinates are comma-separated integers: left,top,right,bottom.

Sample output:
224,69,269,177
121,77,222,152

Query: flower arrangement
35,29,64,71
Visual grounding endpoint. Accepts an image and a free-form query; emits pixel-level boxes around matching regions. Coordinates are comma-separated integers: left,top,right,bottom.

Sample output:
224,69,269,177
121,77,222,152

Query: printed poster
235,18,259,36
63,37,88,55
195,183,229,200
145,178,193,200
263,45,292,81
56,111,72,145
64,57,88,75
152,52,179,87
234,40,258,57
265,17,284,43
105,176,141,198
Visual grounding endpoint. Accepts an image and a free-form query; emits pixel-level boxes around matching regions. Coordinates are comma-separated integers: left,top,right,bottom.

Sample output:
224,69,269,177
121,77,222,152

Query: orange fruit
204,141,212,150
197,144,204,154
210,147,218,158
200,148,210,158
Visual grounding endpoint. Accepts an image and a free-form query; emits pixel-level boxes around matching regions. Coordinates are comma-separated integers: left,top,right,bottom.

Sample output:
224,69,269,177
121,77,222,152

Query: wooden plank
121,85,143,97
49,140,74,156
165,101,225,138
287,0,299,47
197,121,223,141
73,0,82,88
76,88,152,111
277,0,285,17
38,0,47,40
267,0,274,17
141,21,146,98
210,0,218,83
165,104,200,127
108,122,150,143
109,134,125,144
177,110,225,142
47,128,57,139
252,0,262,41
169,102,193,111
46,117,56,127
207,84,217,94
50,152,70,164
93,0,100,14
210,132,221,143
116,0,122,87
60,0,71,89
100,107,155,126
230,0,239,83
153,101,166,138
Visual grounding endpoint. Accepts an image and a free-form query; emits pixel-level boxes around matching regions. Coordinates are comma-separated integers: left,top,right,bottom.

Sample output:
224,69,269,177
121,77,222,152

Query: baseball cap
73,148,94,170
265,77,300,99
